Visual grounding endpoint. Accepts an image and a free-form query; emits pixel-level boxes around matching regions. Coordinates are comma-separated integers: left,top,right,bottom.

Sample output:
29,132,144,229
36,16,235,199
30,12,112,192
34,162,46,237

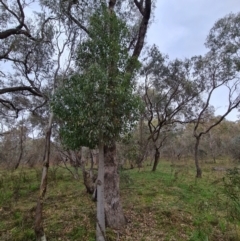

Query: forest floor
0,159,240,241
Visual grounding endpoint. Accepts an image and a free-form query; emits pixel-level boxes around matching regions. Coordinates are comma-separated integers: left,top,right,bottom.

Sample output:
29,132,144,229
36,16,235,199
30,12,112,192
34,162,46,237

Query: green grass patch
0,161,240,240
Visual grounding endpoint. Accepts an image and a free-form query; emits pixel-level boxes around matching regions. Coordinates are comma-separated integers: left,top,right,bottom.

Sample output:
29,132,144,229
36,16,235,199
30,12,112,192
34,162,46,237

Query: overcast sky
147,0,240,121
148,0,239,59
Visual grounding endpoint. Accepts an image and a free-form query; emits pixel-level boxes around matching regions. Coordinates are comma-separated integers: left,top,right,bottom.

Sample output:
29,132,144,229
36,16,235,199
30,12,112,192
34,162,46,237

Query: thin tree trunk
194,137,202,178
67,150,78,179
137,140,149,168
104,142,126,229
34,112,54,241
209,132,216,163
213,156,216,163
152,148,160,172
74,149,81,180
14,125,24,170
96,142,105,241
139,115,143,152
90,149,95,177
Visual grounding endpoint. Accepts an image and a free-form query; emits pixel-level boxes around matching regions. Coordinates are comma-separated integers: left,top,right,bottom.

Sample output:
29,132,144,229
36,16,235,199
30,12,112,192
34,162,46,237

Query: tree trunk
194,137,202,178
96,142,105,241
89,149,95,177
213,156,216,163
14,125,24,170
104,142,126,229
34,112,53,241
74,149,81,180
139,115,143,152
152,148,160,172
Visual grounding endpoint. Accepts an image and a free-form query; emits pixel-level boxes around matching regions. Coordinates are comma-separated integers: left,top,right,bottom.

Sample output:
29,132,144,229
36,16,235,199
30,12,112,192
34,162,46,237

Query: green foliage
52,6,141,149
224,168,240,222
230,136,240,162
76,6,132,73
67,226,88,239
189,230,209,241
119,170,134,187
205,12,240,80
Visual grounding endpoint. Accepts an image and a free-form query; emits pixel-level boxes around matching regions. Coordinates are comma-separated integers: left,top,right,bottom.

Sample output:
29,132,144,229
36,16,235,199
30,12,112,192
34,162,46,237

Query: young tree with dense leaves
52,5,145,239
49,0,153,231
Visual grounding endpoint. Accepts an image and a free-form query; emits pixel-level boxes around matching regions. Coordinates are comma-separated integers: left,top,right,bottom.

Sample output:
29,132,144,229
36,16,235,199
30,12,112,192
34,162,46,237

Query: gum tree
191,12,240,178
52,6,142,240
34,25,77,241
141,45,203,172
51,0,153,230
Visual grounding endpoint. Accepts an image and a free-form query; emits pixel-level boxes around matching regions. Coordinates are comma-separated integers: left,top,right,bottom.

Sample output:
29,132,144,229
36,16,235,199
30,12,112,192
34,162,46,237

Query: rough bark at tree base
35,200,45,241
35,163,49,241
104,143,126,229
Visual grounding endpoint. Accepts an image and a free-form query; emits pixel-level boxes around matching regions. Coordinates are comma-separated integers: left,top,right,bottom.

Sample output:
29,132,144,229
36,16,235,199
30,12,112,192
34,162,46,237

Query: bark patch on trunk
83,170,97,194
104,143,126,229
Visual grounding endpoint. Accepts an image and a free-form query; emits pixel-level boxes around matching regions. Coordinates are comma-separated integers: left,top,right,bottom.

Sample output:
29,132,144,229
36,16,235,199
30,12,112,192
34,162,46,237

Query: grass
0,160,240,241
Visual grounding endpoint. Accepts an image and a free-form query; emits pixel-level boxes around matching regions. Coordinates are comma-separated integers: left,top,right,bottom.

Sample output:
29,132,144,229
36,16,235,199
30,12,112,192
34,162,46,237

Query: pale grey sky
148,0,240,59
147,0,240,120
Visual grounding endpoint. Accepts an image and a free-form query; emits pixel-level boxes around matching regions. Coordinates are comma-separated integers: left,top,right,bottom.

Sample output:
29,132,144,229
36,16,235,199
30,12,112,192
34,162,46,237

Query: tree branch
133,0,144,15
132,0,152,59
0,86,43,97
0,28,36,40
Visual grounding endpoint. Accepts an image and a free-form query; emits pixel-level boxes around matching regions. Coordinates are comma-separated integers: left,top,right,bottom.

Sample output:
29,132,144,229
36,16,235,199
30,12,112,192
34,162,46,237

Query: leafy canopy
52,5,141,149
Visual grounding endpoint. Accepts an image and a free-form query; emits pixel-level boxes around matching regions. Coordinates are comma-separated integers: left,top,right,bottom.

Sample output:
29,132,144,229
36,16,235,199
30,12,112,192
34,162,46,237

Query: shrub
223,168,240,222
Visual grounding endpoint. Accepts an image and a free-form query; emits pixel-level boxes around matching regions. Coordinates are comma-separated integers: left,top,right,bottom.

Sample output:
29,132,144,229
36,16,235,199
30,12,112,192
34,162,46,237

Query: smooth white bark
96,142,105,241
